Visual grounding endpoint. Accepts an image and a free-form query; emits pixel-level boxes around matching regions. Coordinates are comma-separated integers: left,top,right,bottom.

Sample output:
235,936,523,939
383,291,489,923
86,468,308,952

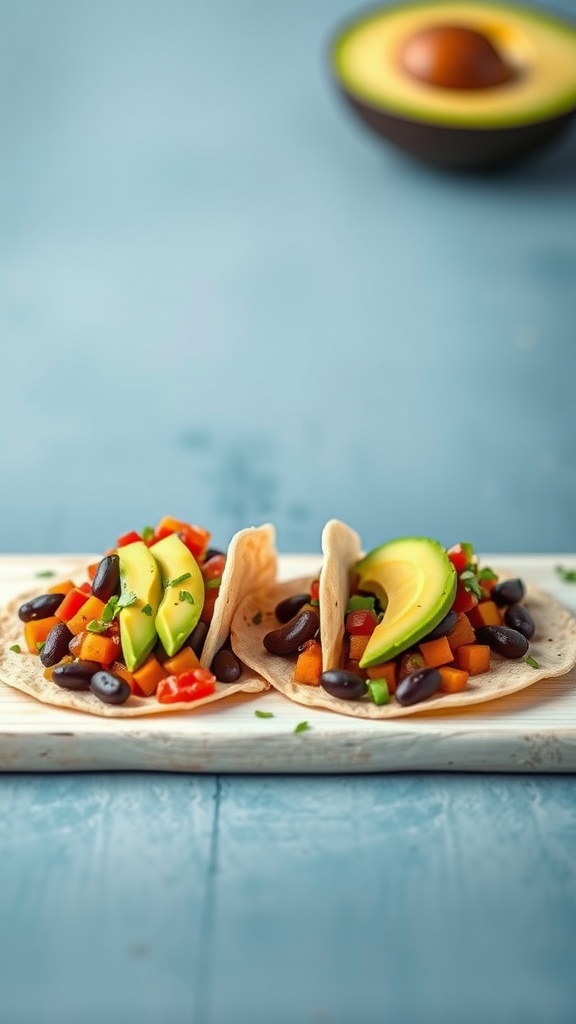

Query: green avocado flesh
332,2,576,128
150,533,205,657
118,541,163,672
355,537,457,668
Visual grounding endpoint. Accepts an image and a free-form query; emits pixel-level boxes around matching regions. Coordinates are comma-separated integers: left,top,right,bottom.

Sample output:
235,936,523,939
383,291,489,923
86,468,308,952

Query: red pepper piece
156,668,217,704
153,516,211,560
447,544,469,574
451,580,479,614
116,530,142,548
54,587,90,623
309,579,320,602
345,609,379,636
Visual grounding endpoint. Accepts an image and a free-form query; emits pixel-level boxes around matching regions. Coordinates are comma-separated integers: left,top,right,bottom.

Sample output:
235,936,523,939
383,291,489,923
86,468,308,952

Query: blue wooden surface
1,0,576,555
1,772,575,1024
2,4,576,1022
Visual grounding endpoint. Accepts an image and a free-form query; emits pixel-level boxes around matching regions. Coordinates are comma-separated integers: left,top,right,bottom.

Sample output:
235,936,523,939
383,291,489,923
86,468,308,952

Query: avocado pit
399,23,515,90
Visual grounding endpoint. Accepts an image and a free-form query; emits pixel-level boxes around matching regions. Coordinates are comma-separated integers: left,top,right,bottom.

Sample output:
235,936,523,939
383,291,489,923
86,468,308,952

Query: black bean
91,554,120,602
90,670,131,705
504,604,535,641
396,667,442,706
18,593,65,622
40,623,74,667
491,578,526,607
274,593,311,624
419,610,458,643
320,669,368,701
211,647,242,683
475,625,529,659
263,610,320,656
204,547,226,561
52,660,101,690
187,620,209,657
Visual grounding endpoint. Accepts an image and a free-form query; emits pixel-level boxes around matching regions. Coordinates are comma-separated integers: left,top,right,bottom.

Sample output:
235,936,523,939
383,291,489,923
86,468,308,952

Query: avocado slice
330,2,576,168
355,537,456,668
118,541,163,671
150,533,205,657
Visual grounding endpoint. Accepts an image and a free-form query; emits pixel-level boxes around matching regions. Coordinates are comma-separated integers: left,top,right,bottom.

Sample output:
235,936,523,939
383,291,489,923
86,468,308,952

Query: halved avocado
355,537,456,667
150,533,205,657
118,541,163,671
330,2,576,169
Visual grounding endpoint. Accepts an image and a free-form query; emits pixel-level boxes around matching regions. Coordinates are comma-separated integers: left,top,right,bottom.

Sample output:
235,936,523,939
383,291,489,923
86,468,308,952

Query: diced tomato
78,581,92,594
201,554,226,583
156,668,217,704
200,587,219,624
345,609,378,636
116,530,142,548
447,543,469,574
54,587,90,623
153,516,211,560
451,580,479,614
309,579,320,602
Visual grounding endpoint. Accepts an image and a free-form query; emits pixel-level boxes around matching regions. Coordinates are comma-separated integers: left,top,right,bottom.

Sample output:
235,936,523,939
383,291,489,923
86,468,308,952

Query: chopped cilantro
309,599,320,607
205,577,221,590
459,570,483,600
87,619,108,634
556,565,576,583
179,591,194,605
141,525,154,541
252,611,262,625
101,596,118,622
167,572,192,588
9,644,21,653
478,566,498,582
35,570,55,578
294,721,310,734
525,654,540,669
255,710,274,719
142,603,153,616
117,589,137,609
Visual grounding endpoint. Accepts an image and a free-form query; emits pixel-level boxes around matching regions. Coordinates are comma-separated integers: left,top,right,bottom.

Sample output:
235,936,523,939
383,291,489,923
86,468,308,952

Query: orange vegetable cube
110,660,136,692
69,630,121,665
438,666,469,693
418,635,454,668
132,653,168,696
398,650,425,680
344,659,369,680
54,587,90,623
456,644,491,675
447,613,476,652
66,595,108,635
348,634,371,661
294,640,323,686
366,660,397,694
47,579,75,596
467,600,501,629
163,646,201,676
23,616,62,654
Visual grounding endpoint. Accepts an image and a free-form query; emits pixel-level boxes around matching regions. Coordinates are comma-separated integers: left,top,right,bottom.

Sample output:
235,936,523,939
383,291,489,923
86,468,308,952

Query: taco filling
0,515,277,717
231,521,576,719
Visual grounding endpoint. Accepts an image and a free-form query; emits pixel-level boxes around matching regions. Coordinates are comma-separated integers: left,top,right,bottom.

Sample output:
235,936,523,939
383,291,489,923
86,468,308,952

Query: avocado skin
339,90,576,169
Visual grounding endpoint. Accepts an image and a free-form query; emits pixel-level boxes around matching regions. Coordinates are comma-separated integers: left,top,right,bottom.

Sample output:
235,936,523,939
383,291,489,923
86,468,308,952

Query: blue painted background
1,0,575,555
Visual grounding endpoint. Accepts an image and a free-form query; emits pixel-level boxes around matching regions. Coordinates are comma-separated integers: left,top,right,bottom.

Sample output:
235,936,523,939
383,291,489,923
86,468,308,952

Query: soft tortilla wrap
231,521,576,719
0,524,277,718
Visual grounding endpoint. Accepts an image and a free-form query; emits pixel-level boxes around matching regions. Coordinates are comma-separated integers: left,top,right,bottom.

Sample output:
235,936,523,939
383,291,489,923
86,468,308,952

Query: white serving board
1,554,576,773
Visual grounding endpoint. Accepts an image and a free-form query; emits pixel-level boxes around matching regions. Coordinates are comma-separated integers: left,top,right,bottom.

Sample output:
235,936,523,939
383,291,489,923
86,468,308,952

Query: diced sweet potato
366,660,397,694
348,634,371,661
447,613,476,652
294,640,323,686
438,666,469,693
24,616,61,654
419,635,454,668
132,653,168,696
456,644,491,675
466,600,501,629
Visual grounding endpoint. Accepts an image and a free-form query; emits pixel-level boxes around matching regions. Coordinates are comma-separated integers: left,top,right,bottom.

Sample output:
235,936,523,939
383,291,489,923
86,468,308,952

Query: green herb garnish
117,589,137,609
205,577,221,590
459,569,483,600
36,641,45,652
478,566,498,582
141,525,154,542
167,572,192,588
252,611,262,625
556,565,576,583
294,721,310,734
35,570,55,578
309,599,320,607
142,603,153,616
9,644,21,653
525,654,540,669
255,710,274,719
179,591,194,605
87,619,108,634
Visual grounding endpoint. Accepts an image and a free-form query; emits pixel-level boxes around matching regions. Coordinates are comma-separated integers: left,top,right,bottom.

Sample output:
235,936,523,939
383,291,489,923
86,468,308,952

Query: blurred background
1,0,575,555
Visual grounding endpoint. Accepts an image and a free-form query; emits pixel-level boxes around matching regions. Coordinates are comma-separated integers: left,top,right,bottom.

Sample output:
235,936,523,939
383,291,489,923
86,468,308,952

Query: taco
0,515,277,717
231,520,576,719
